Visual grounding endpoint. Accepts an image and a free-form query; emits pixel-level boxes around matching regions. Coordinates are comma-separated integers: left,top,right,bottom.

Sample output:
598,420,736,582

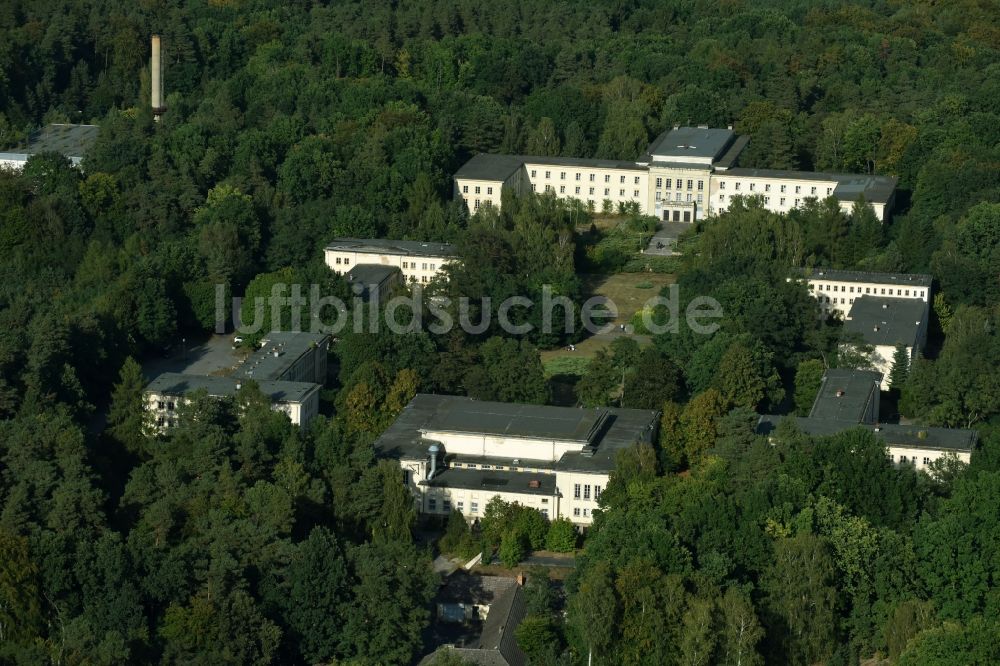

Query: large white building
145,331,330,429
325,238,457,285
757,368,976,472
454,126,898,222
376,394,659,526
0,123,99,170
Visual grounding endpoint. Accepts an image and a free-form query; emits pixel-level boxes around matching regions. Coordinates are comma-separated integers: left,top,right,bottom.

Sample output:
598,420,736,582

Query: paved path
643,220,693,256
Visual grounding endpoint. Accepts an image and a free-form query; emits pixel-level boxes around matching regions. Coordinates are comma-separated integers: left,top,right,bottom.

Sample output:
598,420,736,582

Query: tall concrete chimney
151,35,165,121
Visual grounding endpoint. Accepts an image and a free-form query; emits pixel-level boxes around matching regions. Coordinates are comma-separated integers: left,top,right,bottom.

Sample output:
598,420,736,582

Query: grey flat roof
376,394,658,474
423,401,609,443
845,297,926,347
800,268,932,288
724,167,897,204
325,237,457,258
234,331,328,381
646,127,736,161
756,415,977,453
11,123,100,158
144,372,319,403
424,468,558,496
345,264,400,286
809,369,881,422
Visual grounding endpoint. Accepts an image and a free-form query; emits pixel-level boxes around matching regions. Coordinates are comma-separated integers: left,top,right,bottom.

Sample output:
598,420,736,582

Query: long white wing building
454,125,898,222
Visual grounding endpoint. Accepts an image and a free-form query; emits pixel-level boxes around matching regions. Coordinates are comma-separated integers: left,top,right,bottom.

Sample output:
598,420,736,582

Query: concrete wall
887,445,971,471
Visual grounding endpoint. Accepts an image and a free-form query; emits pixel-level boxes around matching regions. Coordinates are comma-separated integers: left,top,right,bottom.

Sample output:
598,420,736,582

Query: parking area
141,333,245,380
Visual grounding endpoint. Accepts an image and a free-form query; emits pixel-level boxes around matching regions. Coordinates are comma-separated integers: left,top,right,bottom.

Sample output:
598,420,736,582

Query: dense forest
1,0,999,663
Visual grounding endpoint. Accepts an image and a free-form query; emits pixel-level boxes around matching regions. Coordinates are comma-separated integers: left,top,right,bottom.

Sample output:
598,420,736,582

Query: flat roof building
144,372,321,429
145,331,330,430
377,394,659,525
756,368,976,472
0,123,100,169
325,237,457,286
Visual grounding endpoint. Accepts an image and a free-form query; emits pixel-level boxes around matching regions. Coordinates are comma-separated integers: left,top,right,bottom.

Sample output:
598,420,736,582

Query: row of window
658,192,702,203
155,401,176,411
572,483,602,501
654,178,704,191
155,417,177,427
453,461,528,472
720,181,831,196
530,169,642,186
332,257,352,266
814,284,924,298
401,261,436,271
427,497,551,519
537,184,642,199
573,508,590,518
719,194,797,207
889,454,933,465
462,185,494,195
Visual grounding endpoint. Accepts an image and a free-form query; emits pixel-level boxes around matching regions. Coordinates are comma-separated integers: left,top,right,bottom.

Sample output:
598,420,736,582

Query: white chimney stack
151,35,165,121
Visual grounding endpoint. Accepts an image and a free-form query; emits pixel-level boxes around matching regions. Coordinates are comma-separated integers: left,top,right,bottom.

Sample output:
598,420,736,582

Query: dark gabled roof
798,268,932,288
645,127,736,161
454,153,645,182
143,372,319,403
755,415,978,453
421,575,528,666
455,154,526,181
479,583,527,666
325,237,457,258
724,168,897,204
375,394,658,474
845,297,926,347
423,468,558,496
233,331,329,382
809,369,882,423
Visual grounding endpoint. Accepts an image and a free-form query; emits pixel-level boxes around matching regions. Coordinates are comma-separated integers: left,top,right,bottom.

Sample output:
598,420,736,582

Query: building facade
325,238,457,285
454,126,897,222
376,394,659,526
144,374,321,428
